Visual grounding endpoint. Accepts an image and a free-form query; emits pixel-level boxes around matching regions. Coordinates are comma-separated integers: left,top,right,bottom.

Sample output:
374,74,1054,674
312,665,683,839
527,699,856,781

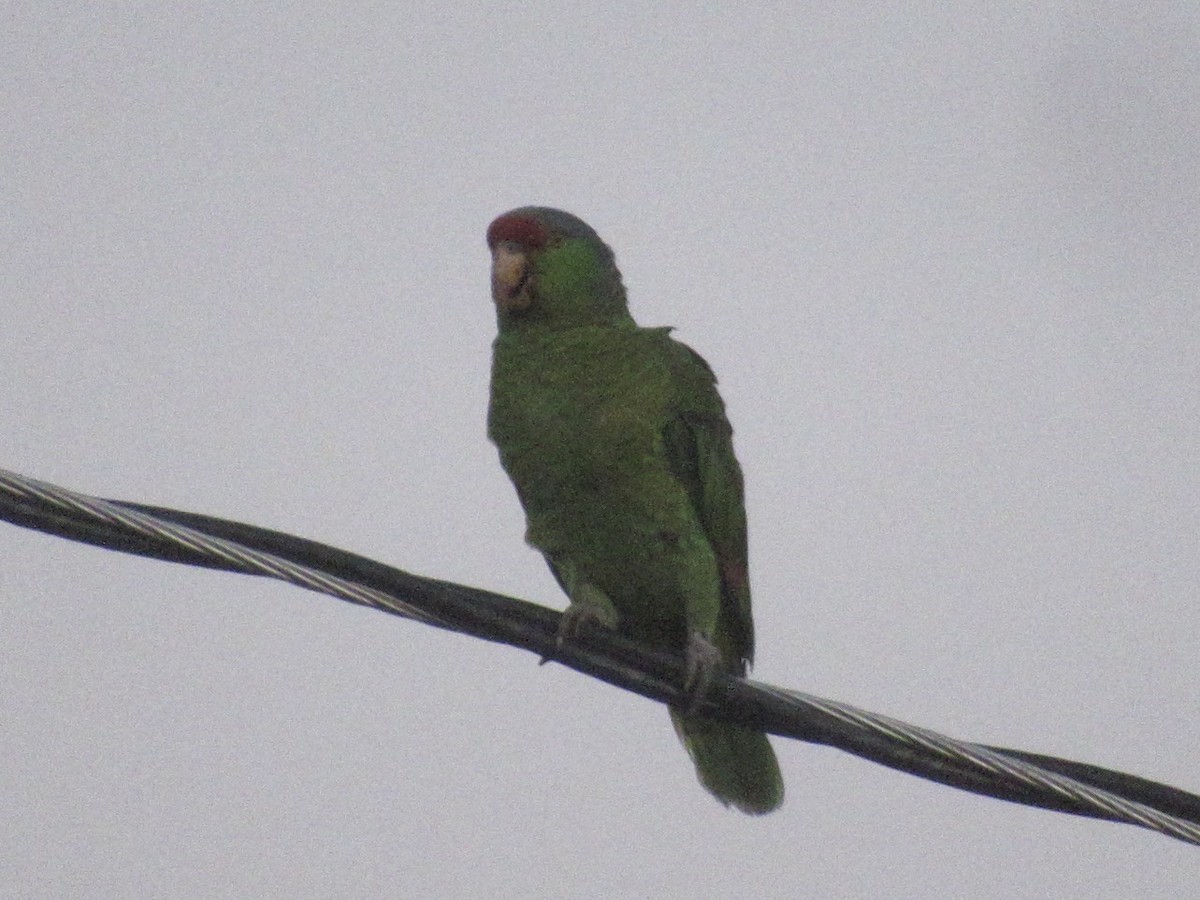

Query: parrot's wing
659,336,755,670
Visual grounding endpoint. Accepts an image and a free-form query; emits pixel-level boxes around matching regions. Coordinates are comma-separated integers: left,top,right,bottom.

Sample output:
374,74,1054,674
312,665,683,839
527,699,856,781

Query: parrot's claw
682,629,722,715
555,589,620,650
556,604,600,647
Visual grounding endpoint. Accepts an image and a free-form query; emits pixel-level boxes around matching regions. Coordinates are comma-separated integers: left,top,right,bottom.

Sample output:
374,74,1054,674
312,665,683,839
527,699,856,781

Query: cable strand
2,467,1197,845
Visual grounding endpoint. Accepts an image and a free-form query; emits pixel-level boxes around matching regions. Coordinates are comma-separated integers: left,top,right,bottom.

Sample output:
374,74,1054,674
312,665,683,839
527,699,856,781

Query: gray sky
3,4,1198,896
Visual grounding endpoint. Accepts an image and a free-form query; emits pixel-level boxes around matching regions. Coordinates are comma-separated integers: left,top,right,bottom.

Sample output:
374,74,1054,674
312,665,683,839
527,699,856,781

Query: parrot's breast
488,326,710,626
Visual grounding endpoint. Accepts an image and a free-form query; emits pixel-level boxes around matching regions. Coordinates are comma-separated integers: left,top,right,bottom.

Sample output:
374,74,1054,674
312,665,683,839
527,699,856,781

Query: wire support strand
0,469,446,630
761,686,1196,840
2,466,1197,846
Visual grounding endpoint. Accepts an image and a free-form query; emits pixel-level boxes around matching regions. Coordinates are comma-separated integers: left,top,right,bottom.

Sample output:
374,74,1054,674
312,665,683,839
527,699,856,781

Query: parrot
485,206,784,815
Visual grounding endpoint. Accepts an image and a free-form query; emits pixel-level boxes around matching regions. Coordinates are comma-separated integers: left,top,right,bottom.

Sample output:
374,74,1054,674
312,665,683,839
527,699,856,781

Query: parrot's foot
682,629,722,714
556,583,619,649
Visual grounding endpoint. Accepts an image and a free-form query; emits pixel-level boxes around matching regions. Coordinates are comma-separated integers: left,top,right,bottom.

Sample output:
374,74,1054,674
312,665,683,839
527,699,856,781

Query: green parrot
486,206,784,815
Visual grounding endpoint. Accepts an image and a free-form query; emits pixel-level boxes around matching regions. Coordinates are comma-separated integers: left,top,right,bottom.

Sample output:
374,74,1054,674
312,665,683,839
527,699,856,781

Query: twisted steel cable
2,466,1197,845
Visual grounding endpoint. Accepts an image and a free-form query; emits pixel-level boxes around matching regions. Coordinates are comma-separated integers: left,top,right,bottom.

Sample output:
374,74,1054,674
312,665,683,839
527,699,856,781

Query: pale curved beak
491,243,531,312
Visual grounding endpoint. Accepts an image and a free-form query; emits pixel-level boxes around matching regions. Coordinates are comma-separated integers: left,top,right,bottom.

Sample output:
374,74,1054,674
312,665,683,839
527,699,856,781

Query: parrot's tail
670,710,784,815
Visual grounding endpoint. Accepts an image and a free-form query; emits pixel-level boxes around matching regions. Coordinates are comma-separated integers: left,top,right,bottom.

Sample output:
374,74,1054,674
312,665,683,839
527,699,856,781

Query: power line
2,466,1197,845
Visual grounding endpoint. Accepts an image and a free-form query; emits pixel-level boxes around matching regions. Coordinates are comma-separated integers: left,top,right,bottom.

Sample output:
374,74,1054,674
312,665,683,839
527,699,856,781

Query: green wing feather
658,334,754,671
657,332,784,814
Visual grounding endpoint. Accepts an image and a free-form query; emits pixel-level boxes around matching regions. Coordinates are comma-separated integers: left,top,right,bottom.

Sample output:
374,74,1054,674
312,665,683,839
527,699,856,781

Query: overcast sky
3,4,1198,896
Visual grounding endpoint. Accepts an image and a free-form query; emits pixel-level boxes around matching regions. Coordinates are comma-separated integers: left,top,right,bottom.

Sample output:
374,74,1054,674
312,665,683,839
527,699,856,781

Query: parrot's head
487,207,631,330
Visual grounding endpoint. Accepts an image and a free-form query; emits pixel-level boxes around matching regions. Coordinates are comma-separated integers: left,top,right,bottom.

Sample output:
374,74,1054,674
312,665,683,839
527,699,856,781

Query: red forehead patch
487,213,549,250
